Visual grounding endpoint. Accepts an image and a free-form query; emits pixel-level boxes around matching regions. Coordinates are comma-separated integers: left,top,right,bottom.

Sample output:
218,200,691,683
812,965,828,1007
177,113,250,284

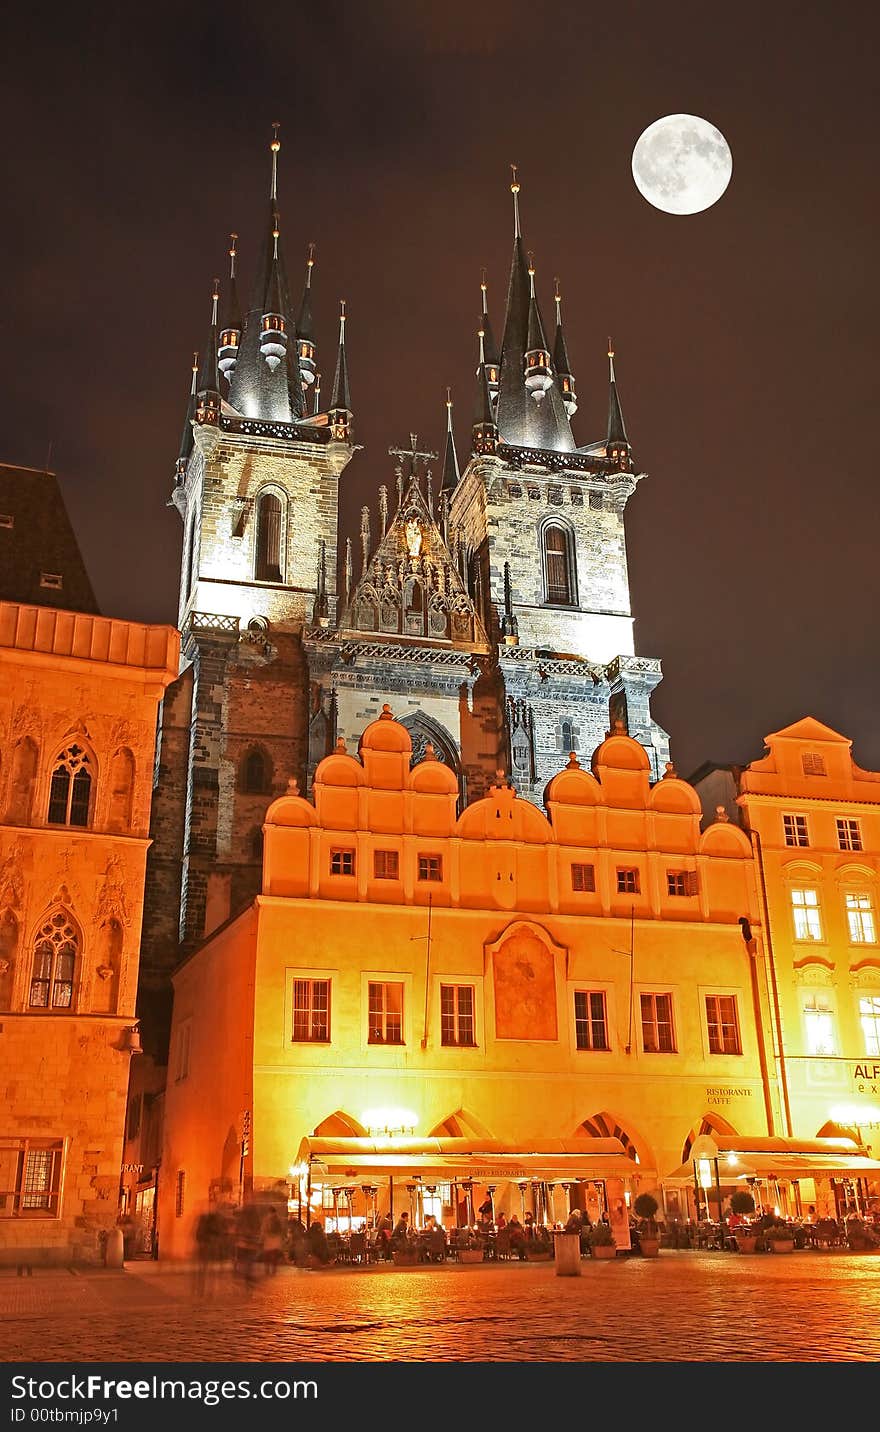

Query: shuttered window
544,524,573,605
255,493,283,581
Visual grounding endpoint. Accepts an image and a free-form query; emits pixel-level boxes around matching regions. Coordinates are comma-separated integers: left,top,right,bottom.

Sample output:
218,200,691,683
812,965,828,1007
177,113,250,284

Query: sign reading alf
853,1063,880,1094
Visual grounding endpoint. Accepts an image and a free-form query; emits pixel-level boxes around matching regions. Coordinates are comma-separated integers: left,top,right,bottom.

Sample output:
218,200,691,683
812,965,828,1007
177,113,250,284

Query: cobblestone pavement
1,1251,880,1362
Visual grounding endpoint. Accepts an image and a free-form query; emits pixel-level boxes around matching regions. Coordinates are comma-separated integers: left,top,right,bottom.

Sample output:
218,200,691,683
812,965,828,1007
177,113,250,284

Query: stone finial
714,804,730,823
335,737,347,752
423,742,437,761
566,751,580,769
286,776,300,796
380,703,394,720
662,761,677,779
612,719,626,734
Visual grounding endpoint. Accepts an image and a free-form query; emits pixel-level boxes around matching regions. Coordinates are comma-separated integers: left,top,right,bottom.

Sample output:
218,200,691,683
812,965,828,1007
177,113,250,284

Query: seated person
390,1212,411,1249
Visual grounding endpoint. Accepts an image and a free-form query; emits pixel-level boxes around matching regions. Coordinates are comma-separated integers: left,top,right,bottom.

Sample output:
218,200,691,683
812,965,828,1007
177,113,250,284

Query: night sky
2,2,877,779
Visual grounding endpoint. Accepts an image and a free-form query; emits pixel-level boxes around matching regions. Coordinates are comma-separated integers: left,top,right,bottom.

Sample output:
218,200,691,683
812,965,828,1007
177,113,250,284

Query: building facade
0,601,178,1264
159,706,770,1258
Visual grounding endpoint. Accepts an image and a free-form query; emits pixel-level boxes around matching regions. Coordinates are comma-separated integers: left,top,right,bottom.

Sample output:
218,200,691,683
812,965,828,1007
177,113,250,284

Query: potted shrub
633,1192,661,1257
763,1219,794,1253
729,1190,758,1253
587,1222,617,1260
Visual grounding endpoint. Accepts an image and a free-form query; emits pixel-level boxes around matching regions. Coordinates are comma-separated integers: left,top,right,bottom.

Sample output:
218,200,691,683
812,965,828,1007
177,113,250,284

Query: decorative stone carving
96,855,131,927
0,840,26,909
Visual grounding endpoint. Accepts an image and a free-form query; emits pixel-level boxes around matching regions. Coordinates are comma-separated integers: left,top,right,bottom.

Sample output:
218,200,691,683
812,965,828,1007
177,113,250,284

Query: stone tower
448,171,669,795
140,129,355,1048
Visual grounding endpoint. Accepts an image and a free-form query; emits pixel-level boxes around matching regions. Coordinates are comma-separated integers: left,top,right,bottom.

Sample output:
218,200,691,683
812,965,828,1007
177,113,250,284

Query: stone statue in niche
405,519,423,558
96,854,130,926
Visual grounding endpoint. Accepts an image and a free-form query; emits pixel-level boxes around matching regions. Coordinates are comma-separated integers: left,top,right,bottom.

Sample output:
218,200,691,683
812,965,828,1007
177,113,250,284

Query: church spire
480,267,500,372
297,243,317,389
473,321,498,456
227,124,303,422
606,337,631,467
194,281,221,429
218,234,242,382
439,389,460,494
175,352,199,483
552,278,577,417
523,252,552,399
328,300,352,441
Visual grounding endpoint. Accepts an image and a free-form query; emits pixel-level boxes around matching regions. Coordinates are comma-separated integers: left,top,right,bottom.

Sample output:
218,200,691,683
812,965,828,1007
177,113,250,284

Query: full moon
631,114,732,215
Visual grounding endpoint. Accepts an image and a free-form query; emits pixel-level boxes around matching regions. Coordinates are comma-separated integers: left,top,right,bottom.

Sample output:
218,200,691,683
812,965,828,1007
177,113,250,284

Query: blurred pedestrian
262,1207,284,1275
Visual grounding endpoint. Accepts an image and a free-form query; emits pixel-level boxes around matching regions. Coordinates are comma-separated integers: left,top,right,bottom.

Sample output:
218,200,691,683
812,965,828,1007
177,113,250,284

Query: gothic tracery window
29,912,78,1009
47,744,93,827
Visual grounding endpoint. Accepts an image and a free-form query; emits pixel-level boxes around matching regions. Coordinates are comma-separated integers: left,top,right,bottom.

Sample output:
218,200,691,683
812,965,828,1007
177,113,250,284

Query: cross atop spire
608,335,616,384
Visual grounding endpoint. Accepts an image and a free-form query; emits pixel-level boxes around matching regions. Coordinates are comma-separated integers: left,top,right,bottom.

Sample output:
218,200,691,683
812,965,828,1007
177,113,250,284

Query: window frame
439,983,477,1048
704,993,742,1056
845,891,876,945
574,989,610,1051
291,977,331,1044
858,994,880,1057
367,979,406,1046
0,1138,65,1219
254,488,286,583
616,867,640,895
782,813,810,848
541,518,578,608
417,853,443,883
802,991,836,1056
571,862,596,893
790,886,823,942
837,818,863,852
374,849,400,881
28,912,79,1011
46,742,94,829
330,847,356,877
640,991,676,1054
667,870,698,897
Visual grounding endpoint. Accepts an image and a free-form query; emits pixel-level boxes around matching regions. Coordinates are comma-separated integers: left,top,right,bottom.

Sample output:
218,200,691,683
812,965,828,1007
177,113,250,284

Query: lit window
783,814,809,848
47,744,92,827
418,854,442,882
440,985,476,1047
29,913,77,1009
255,492,283,582
543,523,574,605
859,996,880,1057
845,892,876,944
667,870,698,897
571,863,596,893
0,1139,64,1217
374,850,399,880
837,818,863,852
574,990,609,1051
292,978,330,1043
641,993,676,1053
705,995,742,1055
368,982,404,1045
330,848,355,876
791,887,822,941
617,868,640,895
803,994,836,1055
802,752,826,776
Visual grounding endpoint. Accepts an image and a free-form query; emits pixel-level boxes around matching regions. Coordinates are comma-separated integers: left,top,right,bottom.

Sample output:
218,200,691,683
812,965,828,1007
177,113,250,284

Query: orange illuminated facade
160,705,775,1257
0,602,178,1265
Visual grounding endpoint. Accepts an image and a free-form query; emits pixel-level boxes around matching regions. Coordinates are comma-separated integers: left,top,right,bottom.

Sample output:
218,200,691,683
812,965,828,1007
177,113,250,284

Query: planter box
590,1244,617,1260
457,1248,484,1264
768,1239,794,1254
392,1250,420,1265
734,1235,759,1254
639,1237,660,1258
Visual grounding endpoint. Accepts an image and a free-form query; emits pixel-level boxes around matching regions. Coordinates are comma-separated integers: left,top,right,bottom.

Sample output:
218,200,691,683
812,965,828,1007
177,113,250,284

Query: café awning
663,1133,880,1187
296,1135,654,1183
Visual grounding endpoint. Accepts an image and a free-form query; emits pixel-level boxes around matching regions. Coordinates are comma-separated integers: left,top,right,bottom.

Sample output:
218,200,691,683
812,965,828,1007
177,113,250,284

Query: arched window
241,747,271,795
561,720,574,753
255,492,283,581
29,911,78,1009
47,744,93,827
543,522,575,606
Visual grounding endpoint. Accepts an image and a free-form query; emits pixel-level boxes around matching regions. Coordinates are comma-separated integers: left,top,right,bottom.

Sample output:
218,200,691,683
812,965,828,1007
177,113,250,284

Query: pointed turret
175,352,199,483
297,243,317,388
479,268,500,401
439,389,460,495
227,124,303,423
217,234,242,381
606,337,631,468
552,278,577,417
473,322,499,456
328,300,352,441
194,281,222,429
493,168,575,453
523,252,553,399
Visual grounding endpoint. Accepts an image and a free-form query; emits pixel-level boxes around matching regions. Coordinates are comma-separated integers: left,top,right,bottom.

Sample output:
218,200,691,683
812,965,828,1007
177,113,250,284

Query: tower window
29,912,78,1009
543,523,575,605
255,492,283,582
241,748,271,795
47,744,93,827
561,720,574,752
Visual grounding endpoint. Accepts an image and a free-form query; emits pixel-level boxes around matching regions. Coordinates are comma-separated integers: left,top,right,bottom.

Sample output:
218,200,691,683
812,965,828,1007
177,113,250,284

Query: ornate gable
344,473,487,648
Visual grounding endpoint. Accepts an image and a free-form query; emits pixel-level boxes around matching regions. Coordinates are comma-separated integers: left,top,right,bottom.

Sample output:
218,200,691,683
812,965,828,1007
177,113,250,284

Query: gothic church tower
140,129,355,1046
